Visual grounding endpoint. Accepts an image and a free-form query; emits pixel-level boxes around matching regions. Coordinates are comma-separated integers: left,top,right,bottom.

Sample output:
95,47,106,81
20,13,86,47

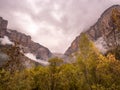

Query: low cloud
25,53,49,65
0,36,14,45
0,0,120,53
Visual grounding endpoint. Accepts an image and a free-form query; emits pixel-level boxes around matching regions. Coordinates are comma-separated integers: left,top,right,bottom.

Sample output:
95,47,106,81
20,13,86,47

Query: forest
0,34,120,90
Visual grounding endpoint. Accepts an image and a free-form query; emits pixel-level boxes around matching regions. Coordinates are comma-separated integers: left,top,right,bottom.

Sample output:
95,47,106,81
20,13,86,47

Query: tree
48,57,63,90
7,69,34,90
31,66,50,90
96,54,120,89
0,69,11,90
59,63,80,90
77,34,100,90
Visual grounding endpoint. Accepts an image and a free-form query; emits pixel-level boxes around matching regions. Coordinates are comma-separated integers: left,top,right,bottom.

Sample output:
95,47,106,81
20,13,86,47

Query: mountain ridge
0,17,52,60
65,5,120,56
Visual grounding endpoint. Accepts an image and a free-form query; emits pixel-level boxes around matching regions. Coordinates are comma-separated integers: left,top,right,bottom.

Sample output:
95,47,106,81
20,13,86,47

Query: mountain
1,4,120,67
0,44,40,70
0,17,52,60
0,16,53,68
65,5,120,56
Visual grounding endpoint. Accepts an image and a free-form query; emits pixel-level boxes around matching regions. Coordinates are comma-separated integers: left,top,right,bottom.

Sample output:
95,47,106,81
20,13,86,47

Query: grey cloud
0,0,30,13
0,0,120,53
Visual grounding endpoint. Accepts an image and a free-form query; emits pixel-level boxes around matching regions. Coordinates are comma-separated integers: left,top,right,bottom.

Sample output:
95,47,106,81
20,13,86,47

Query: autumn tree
48,57,63,90
77,34,100,90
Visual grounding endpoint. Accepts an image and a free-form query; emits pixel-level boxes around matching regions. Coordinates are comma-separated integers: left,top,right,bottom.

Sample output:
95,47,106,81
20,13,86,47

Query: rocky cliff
0,17,52,60
0,44,42,70
65,5,120,56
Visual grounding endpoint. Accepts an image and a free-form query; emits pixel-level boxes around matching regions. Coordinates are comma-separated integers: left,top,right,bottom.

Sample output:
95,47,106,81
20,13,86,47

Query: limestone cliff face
65,5,120,56
0,45,41,70
0,17,8,37
0,17,52,60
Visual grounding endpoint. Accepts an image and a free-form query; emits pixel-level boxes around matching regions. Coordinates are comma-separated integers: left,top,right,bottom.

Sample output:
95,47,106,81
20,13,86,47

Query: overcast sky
0,0,120,53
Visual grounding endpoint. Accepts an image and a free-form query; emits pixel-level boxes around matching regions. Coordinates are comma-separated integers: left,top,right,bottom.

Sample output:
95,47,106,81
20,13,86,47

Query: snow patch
94,37,108,54
24,53,49,66
0,36,14,45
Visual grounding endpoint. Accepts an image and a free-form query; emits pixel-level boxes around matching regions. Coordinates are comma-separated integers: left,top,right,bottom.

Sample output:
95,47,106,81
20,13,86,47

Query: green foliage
77,34,99,90
107,46,120,60
0,69,11,90
8,70,34,90
31,66,50,90
96,54,120,89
